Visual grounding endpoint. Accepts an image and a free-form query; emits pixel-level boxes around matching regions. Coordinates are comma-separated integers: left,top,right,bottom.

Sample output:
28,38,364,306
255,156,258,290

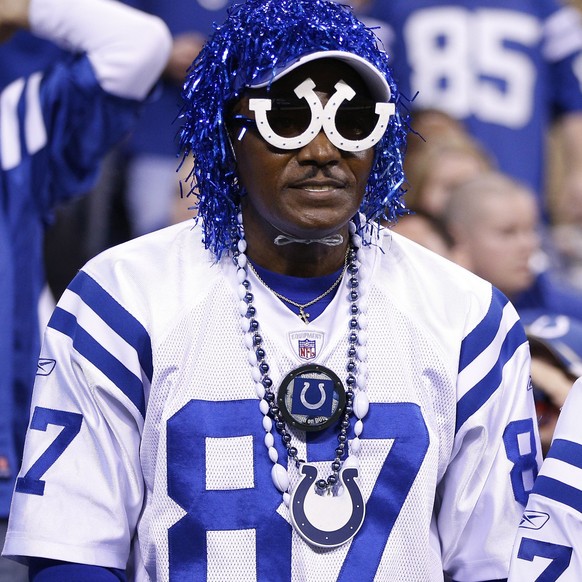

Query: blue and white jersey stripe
50,271,152,417
0,72,47,171
534,439,582,514
456,288,527,433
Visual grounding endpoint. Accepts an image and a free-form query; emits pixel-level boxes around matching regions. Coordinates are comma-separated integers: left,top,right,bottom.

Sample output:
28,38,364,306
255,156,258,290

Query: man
443,171,582,320
3,0,540,580
0,0,171,579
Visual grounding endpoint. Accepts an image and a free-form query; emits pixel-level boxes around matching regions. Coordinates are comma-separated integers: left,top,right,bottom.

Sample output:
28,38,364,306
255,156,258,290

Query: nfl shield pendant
277,364,346,432
289,464,366,548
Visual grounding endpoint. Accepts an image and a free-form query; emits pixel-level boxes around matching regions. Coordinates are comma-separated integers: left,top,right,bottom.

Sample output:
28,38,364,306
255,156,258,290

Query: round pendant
277,364,346,432
289,464,366,548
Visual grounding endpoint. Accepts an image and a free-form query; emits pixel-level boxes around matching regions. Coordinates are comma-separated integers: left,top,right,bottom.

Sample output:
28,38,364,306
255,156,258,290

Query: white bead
271,463,289,493
358,330,368,346
259,399,269,415
238,238,247,252
268,446,278,463
237,268,246,283
255,382,265,399
237,212,243,224
348,221,356,234
251,366,262,383
358,313,368,330
350,437,361,453
353,392,369,419
247,351,257,366
264,432,274,448
343,454,360,469
239,301,249,316
357,346,367,362
354,419,364,436
283,492,291,507
241,318,251,333
352,234,362,248
237,253,247,268
358,362,368,380
359,295,369,313
263,416,272,432
238,284,247,299
244,333,254,349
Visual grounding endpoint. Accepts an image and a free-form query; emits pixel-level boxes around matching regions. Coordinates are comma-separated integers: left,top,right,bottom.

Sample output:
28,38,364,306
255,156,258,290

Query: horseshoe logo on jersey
289,464,366,548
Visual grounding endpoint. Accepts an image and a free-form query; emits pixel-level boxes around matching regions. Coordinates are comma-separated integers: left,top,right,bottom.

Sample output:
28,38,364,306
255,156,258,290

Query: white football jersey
4,222,540,581
509,377,582,581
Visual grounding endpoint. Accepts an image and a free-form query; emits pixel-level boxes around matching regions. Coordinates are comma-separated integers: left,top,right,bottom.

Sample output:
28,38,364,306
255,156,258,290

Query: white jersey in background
509,377,582,581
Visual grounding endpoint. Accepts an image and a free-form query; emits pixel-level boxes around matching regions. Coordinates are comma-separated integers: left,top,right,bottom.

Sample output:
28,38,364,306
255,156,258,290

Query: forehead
254,58,371,98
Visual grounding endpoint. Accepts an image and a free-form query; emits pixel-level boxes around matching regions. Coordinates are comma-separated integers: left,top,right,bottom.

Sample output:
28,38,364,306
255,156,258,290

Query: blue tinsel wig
178,0,408,259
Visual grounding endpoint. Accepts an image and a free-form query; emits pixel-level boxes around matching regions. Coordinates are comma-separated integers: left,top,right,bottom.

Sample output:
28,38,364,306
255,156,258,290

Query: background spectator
443,171,582,320
369,0,582,225
522,312,582,456
0,0,170,579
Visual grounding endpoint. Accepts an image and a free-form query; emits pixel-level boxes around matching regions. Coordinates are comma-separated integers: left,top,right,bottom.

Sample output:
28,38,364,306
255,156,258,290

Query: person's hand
163,32,206,86
531,357,572,409
0,0,30,42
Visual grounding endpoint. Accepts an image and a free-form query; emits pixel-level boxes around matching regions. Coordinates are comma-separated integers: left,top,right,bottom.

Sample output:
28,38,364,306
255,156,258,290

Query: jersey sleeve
508,377,582,581
29,0,172,101
438,287,542,581
2,269,150,568
3,0,171,211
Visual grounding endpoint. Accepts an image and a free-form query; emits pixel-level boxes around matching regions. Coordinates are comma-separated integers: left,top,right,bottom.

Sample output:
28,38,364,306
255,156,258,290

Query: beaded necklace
233,212,370,548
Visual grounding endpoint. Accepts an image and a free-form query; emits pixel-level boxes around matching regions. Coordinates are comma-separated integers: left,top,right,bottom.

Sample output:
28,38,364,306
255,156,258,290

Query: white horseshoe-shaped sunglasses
232,78,395,152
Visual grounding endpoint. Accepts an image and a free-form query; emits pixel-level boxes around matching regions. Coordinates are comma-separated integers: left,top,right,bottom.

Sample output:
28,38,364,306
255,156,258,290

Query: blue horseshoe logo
289,464,366,548
300,381,326,410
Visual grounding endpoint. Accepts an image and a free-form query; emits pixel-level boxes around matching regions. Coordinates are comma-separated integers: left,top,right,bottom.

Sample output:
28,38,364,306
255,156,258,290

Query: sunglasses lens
335,101,378,141
266,99,311,138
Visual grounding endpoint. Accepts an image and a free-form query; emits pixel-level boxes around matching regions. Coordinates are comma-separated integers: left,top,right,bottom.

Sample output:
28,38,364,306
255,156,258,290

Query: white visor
248,50,391,102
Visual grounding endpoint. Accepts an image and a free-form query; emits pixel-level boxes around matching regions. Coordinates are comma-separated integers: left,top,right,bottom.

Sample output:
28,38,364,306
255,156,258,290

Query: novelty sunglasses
231,78,395,152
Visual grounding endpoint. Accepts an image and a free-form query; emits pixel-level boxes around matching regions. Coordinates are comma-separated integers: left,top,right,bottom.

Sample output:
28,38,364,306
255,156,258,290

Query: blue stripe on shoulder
546,439,582,470
48,307,146,418
455,290,527,434
459,288,508,373
532,475,582,515
68,271,153,382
